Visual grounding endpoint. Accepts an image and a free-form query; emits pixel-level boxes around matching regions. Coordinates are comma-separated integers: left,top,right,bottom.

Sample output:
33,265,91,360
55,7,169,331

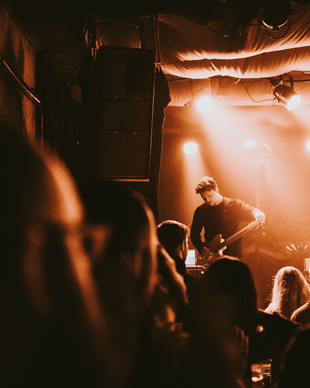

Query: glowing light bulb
196,96,214,113
243,140,257,148
286,94,301,110
184,142,198,154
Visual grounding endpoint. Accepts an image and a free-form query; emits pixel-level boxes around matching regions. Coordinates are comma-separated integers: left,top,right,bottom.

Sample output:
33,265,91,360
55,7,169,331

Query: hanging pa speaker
91,45,155,181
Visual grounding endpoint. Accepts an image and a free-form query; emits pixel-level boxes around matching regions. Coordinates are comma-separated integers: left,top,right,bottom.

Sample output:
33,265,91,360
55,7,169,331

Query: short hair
195,176,218,194
157,220,188,257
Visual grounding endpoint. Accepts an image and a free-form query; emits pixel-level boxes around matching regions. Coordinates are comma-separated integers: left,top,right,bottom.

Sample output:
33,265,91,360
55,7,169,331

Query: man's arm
233,198,266,225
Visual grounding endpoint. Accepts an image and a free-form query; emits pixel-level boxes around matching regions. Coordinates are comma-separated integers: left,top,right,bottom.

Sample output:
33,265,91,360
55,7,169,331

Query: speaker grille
99,130,148,178
102,99,150,132
91,46,154,180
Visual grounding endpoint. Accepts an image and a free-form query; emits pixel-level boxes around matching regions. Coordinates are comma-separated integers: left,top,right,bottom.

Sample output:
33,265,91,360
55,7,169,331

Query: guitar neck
218,220,261,250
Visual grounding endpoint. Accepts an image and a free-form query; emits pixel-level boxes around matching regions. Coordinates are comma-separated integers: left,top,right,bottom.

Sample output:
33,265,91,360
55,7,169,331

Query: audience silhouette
262,266,307,385
79,180,191,388
290,300,310,325
273,323,310,388
185,256,256,387
290,265,310,325
157,220,189,278
0,128,109,387
1,127,306,388
156,220,199,310
265,266,310,319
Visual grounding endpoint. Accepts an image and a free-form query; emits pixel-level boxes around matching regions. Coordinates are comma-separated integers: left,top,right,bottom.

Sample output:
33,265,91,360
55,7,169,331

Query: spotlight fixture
258,0,290,31
243,139,257,148
184,142,198,154
196,95,214,113
243,141,269,160
273,83,301,110
185,89,214,113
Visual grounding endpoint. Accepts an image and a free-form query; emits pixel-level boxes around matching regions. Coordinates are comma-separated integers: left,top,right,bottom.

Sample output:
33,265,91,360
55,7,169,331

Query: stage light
184,142,198,154
258,0,290,30
273,84,301,110
243,141,268,160
243,139,257,148
185,89,214,113
196,95,214,113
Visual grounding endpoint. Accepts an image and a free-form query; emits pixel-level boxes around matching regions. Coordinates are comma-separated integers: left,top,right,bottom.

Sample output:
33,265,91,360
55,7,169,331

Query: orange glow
184,142,198,154
286,94,301,110
182,144,209,232
157,132,206,240
243,139,257,147
196,95,214,113
159,104,310,256
194,105,267,205
289,104,310,128
274,84,301,111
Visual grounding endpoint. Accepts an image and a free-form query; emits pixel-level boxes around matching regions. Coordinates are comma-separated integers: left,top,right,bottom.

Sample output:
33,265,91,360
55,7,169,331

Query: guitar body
197,220,262,269
204,233,223,254
199,234,226,267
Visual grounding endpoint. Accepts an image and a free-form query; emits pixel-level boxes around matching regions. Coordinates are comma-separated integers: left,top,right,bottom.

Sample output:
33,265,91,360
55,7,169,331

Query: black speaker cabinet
91,46,155,181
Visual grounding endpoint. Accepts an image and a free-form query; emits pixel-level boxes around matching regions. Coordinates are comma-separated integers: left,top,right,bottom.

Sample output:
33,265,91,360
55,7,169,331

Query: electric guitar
197,220,263,268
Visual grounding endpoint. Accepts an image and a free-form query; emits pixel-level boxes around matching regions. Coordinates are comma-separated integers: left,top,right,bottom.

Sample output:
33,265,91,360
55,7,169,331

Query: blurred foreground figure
274,323,310,388
80,182,246,388
188,257,299,386
79,180,189,387
0,129,110,388
187,256,257,387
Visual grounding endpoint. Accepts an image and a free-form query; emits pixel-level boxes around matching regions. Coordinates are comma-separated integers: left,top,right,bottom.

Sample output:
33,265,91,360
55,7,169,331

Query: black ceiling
7,0,262,79
7,0,183,100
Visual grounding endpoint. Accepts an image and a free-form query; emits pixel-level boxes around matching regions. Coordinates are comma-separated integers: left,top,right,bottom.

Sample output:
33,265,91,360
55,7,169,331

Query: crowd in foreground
1,127,309,388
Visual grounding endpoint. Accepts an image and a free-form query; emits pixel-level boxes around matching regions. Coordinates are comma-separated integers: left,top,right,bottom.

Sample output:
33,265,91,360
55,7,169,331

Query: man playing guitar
190,176,265,265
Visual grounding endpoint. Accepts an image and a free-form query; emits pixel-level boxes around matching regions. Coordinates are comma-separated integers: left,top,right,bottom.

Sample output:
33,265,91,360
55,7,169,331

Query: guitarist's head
195,176,223,206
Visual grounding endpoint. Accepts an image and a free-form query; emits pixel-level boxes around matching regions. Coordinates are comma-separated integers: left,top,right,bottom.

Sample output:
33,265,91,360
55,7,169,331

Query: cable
240,81,274,103
265,19,291,40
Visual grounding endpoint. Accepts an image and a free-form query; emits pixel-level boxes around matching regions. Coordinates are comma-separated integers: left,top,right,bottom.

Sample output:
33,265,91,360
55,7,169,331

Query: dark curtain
36,51,83,180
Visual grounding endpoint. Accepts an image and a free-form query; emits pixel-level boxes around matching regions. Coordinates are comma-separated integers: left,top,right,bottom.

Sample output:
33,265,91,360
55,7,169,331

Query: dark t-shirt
190,197,257,258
